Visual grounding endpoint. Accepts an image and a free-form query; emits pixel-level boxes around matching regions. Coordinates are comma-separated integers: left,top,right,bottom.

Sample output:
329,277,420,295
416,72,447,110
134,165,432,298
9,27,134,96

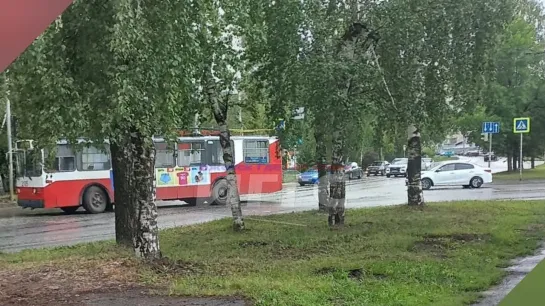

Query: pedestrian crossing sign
513,117,530,133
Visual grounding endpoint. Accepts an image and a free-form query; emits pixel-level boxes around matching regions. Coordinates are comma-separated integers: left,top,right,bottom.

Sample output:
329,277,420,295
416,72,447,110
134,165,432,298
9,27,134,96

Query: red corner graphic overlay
0,0,74,73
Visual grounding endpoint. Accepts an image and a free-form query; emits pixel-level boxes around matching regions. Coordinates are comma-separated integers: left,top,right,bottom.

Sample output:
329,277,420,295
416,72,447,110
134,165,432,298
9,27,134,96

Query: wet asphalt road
1,157,543,253
1,173,544,253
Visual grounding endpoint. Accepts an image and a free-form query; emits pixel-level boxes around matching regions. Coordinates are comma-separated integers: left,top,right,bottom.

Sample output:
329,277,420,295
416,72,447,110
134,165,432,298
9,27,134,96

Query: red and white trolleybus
15,133,282,213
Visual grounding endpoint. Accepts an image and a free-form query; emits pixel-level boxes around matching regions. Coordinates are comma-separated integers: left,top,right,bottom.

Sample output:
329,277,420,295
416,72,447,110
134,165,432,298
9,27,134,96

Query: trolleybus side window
50,144,76,172
178,141,204,166
155,142,175,168
243,140,269,164
78,145,111,171
207,140,234,165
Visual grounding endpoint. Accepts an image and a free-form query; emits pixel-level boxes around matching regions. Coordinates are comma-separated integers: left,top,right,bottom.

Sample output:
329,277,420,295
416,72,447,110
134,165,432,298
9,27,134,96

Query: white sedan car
419,161,492,190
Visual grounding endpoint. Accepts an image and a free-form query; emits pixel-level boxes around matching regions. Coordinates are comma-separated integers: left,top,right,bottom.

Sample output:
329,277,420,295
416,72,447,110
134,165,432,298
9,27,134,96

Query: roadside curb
0,206,22,218
0,203,16,209
491,179,545,185
473,244,545,305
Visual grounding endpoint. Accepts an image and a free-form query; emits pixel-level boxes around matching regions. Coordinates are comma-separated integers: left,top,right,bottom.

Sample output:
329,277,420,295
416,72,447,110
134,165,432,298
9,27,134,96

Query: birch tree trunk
110,132,161,259
314,122,329,212
205,68,245,231
406,125,423,206
328,123,345,227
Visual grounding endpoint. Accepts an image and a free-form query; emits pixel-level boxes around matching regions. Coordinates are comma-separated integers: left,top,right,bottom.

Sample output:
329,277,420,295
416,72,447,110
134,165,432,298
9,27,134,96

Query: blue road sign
513,117,530,133
482,122,500,134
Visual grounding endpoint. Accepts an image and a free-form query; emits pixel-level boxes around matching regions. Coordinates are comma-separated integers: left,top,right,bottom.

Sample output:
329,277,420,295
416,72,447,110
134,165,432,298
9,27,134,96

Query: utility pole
192,113,200,135
238,108,243,135
6,97,14,200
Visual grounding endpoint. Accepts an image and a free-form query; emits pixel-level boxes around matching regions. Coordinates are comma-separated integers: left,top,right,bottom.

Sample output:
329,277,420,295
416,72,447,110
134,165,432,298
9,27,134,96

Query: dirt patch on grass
410,233,492,257
147,256,203,276
518,223,545,236
347,268,364,281
315,267,386,281
77,289,248,306
411,239,451,257
238,240,268,248
0,258,247,306
0,259,139,305
424,233,491,242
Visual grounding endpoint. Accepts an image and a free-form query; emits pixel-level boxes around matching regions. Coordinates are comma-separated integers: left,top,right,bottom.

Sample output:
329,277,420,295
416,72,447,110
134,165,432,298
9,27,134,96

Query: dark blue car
298,169,319,186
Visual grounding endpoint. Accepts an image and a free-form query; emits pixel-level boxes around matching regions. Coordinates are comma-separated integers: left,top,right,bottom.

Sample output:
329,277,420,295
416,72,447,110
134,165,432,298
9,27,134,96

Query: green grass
3,201,545,305
282,170,299,183
494,164,545,181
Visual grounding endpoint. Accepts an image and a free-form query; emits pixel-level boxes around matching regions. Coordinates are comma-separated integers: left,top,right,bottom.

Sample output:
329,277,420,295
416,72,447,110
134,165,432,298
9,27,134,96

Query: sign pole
513,117,529,181
519,133,523,181
488,133,492,169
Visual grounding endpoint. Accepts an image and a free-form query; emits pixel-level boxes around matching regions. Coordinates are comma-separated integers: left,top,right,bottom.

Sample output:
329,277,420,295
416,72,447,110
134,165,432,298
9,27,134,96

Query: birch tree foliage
370,0,521,205
482,17,545,161
191,0,256,231
306,3,383,220
241,0,308,153
6,0,200,258
243,1,385,215
245,0,332,212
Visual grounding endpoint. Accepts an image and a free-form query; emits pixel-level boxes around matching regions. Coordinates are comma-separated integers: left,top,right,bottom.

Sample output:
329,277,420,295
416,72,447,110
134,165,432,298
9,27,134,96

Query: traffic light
480,133,488,142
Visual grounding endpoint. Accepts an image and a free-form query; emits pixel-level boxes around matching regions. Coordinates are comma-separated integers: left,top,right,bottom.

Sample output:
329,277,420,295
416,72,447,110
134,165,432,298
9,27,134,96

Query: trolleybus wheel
210,179,228,206
82,186,108,214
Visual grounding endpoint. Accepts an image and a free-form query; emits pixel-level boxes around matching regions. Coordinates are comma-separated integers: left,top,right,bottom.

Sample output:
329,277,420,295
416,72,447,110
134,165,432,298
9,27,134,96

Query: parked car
298,163,361,186
417,161,492,190
484,153,498,162
297,169,319,186
465,150,480,156
345,162,364,180
440,151,455,157
366,161,389,176
386,158,408,177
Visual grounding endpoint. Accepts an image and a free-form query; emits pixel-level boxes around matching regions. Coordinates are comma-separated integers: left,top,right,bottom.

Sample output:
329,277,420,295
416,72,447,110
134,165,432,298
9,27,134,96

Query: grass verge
494,164,545,181
3,201,545,306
